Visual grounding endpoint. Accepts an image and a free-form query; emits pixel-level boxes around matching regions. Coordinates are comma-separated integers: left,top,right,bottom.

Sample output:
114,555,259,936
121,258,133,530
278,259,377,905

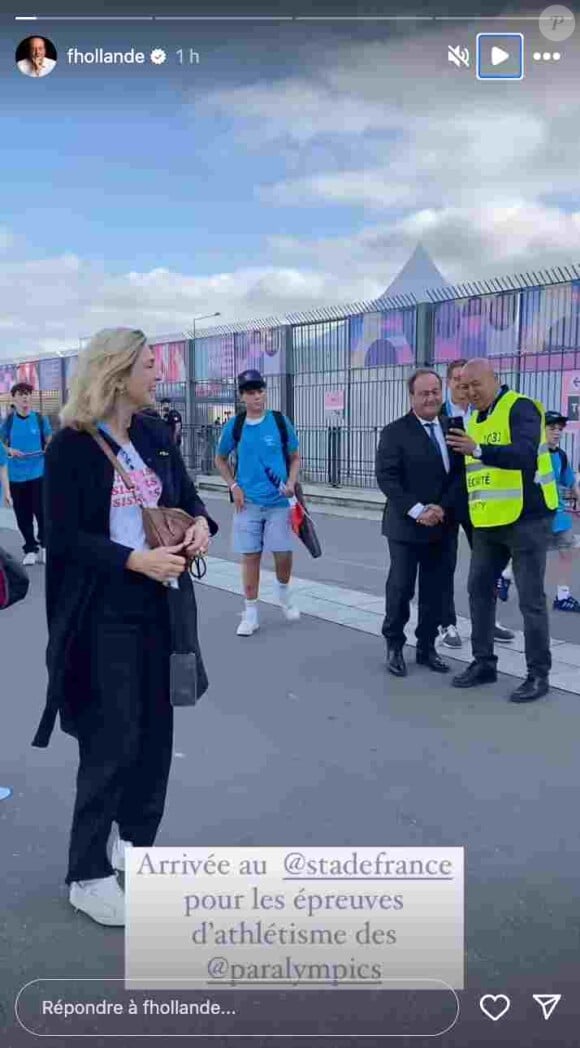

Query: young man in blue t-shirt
0,382,52,565
215,369,302,636
543,411,580,611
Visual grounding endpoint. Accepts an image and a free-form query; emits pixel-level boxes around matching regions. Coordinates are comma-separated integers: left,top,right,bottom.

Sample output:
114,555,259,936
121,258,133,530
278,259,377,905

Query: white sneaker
22,552,37,566
111,835,133,872
69,875,125,926
237,615,259,637
282,603,301,622
440,625,462,648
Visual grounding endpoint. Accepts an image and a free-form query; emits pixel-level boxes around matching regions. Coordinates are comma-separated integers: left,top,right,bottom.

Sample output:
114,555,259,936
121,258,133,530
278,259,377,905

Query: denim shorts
232,502,294,555
548,529,579,552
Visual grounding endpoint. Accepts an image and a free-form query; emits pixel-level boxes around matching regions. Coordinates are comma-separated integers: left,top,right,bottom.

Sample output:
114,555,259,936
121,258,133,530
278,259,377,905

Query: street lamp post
187,311,221,473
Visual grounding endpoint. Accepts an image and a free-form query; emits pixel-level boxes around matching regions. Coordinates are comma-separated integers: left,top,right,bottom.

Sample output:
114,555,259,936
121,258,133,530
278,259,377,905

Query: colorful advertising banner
0,364,16,393
235,327,286,377
350,310,415,367
561,371,580,431
434,293,519,362
520,281,580,356
39,357,62,391
17,361,39,388
206,334,235,380
152,341,187,383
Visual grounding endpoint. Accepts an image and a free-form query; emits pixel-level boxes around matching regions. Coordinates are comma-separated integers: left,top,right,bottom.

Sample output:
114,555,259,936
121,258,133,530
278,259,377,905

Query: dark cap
238,369,266,392
545,410,567,427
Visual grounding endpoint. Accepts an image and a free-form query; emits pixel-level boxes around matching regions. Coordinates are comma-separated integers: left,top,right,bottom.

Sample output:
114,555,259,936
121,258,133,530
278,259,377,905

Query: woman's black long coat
32,412,218,748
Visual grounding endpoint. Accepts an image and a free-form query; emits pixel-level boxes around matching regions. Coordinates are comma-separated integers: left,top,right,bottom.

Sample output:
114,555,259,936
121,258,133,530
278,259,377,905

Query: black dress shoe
451,661,497,688
386,647,407,677
509,676,549,703
416,648,449,673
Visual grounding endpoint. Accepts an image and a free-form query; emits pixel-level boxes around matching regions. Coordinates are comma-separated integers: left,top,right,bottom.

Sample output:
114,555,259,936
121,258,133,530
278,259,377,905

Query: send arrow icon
533,995,561,1020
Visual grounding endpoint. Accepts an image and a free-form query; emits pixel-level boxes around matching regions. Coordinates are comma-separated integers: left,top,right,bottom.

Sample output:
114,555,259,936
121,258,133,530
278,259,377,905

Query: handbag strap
89,428,144,504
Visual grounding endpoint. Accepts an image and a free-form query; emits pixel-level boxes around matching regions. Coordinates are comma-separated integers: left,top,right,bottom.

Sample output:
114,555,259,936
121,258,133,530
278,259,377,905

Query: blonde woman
32,329,217,926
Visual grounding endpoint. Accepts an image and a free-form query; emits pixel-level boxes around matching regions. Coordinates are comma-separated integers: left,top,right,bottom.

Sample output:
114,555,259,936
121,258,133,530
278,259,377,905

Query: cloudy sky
2,9,579,359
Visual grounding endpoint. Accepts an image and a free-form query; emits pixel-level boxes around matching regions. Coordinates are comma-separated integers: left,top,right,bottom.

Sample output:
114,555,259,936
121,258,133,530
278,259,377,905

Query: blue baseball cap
238,369,266,392
545,410,567,426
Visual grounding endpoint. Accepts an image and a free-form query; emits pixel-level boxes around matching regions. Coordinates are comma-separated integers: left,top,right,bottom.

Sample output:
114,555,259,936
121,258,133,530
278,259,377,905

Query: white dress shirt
17,58,56,77
408,415,450,520
445,397,473,424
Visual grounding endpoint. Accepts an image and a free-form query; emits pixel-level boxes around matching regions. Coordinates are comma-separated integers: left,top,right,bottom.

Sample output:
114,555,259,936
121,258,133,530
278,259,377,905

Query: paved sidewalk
194,473,383,514
200,556,580,695
5,499,577,693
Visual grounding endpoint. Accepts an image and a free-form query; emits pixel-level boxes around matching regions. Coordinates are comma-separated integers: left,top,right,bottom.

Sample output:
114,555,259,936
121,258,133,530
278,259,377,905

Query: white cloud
0,252,377,361
3,25,580,361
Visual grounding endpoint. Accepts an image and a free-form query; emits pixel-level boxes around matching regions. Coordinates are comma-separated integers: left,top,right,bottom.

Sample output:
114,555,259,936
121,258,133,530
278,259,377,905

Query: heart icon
480,995,511,1021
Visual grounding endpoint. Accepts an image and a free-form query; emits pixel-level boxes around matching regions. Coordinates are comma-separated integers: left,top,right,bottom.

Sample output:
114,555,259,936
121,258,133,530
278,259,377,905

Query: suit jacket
32,411,218,748
376,411,464,543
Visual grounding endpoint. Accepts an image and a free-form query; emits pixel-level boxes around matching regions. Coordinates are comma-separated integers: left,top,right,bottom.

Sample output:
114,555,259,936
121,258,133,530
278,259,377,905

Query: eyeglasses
190,555,207,581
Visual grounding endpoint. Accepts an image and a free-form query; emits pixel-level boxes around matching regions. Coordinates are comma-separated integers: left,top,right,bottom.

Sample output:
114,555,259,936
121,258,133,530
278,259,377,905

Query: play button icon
477,33,524,79
491,45,510,66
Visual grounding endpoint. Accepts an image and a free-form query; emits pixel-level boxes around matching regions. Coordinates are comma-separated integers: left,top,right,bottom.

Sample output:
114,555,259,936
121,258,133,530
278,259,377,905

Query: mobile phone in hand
449,416,465,431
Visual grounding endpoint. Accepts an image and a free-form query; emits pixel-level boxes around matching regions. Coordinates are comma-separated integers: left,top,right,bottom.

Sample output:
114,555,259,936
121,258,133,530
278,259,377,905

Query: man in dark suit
376,368,462,678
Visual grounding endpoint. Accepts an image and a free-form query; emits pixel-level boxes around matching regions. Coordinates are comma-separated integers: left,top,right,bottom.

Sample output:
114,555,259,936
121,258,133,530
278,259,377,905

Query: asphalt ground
204,494,580,644
1,516,579,1048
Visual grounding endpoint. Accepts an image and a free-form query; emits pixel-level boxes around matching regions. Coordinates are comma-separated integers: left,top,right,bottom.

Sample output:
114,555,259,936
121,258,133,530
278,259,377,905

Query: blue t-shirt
217,411,299,507
551,447,576,533
0,412,52,482
0,440,7,499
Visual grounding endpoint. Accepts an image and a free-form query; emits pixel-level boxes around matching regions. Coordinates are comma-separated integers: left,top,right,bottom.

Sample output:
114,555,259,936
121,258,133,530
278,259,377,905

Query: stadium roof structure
380,242,449,299
196,258,580,337
6,252,580,362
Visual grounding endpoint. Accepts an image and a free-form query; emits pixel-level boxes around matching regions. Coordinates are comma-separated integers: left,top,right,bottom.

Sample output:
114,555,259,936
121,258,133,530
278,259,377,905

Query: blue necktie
425,422,443,463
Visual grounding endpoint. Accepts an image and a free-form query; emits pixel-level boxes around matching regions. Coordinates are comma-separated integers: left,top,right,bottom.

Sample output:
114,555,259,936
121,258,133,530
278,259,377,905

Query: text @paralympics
125,847,464,991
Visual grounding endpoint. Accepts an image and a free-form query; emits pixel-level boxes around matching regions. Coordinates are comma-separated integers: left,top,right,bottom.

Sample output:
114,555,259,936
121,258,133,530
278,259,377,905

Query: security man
446,358,557,703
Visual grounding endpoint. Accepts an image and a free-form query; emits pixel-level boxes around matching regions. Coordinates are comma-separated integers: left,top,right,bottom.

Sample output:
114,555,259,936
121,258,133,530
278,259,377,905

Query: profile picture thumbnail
16,36,57,78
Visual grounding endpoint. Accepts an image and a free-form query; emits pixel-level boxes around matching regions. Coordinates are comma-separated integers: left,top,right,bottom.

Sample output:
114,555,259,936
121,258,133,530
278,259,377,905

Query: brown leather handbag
90,428,207,577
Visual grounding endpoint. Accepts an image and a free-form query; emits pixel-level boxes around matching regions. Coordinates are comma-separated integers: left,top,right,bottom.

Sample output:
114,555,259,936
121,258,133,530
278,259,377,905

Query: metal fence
2,264,580,487
188,422,381,489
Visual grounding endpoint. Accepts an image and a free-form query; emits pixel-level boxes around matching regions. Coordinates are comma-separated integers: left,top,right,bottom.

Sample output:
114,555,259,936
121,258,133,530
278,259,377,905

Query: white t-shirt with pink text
109,441,162,551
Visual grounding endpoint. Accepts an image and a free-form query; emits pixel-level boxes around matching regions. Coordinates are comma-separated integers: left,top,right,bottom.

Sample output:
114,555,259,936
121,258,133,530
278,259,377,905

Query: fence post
327,425,341,487
281,325,293,420
187,337,196,473
60,356,67,407
416,301,434,366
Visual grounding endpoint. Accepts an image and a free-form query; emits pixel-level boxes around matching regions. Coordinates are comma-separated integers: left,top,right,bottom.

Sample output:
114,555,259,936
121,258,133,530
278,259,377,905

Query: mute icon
533,994,561,1021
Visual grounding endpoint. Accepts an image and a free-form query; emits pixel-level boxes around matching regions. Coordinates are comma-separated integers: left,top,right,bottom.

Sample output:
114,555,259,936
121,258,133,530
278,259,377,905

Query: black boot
386,647,407,677
509,676,549,703
451,661,497,688
416,647,449,673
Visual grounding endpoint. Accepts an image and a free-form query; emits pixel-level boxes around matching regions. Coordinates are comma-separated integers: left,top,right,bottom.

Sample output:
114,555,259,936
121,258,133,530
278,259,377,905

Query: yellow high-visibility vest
465,390,558,528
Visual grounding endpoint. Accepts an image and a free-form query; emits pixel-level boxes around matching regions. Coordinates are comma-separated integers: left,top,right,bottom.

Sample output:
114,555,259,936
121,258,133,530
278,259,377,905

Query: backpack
0,546,30,610
2,410,46,450
229,410,290,501
553,445,569,476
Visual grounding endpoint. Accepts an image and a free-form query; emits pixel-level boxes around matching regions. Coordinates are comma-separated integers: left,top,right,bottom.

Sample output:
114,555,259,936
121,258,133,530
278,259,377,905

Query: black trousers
468,515,552,677
66,575,174,884
440,519,473,629
382,534,455,651
11,477,44,554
